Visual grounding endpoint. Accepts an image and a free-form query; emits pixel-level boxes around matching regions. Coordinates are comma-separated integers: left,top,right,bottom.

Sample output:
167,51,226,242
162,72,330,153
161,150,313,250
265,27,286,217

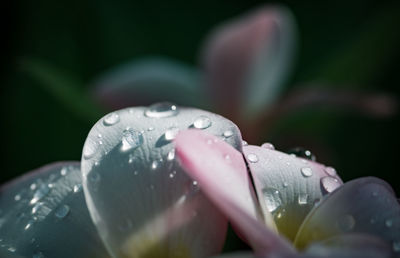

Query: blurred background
2,0,399,195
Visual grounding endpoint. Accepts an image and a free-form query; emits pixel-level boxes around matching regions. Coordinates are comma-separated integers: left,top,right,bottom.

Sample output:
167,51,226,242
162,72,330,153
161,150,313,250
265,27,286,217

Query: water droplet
385,219,393,228
262,187,282,213
301,167,313,177
164,127,180,141
393,241,400,252
321,176,341,193
25,220,35,230
55,205,70,219
167,149,175,161
8,247,16,253
121,128,143,151
97,134,102,138
337,214,355,232
247,153,259,163
144,102,178,118
242,140,248,146
283,182,289,188
133,171,138,176
261,142,275,150
325,166,337,176
274,208,286,220
287,147,316,161
103,112,120,126
193,116,212,129
73,184,82,193
298,193,308,205
147,127,154,131
32,202,43,214
60,167,68,176
30,183,37,190
83,142,97,159
223,130,233,138
224,154,231,161
151,160,159,170
33,251,45,258
14,194,21,201
30,184,50,205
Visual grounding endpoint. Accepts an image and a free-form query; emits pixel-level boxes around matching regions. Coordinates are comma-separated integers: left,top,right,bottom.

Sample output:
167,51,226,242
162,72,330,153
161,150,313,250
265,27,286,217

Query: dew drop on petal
321,176,341,193
151,160,159,170
60,167,68,176
144,102,178,118
298,193,308,205
30,184,50,205
262,187,282,213
83,141,97,159
73,184,82,193
261,142,275,150
55,205,70,219
223,130,233,138
8,247,16,253
30,183,37,190
301,167,313,177
164,127,180,141
14,194,21,201
247,153,259,163
167,149,175,161
242,140,248,146
325,166,337,176
288,147,316,161
337,214,355,232
283,182,289,188
103,112,120,126
121,128,143,151
193,116,212,129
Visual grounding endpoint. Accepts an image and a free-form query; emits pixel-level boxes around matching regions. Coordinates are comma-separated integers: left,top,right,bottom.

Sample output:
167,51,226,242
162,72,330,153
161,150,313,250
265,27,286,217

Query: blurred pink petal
243,145,343,241
201,5,296,121
294,177,400,253
175,129,295,255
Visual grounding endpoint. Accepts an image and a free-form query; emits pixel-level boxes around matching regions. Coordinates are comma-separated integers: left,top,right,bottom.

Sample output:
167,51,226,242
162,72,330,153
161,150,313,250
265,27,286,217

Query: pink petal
294,177,400,254
175,130,295,255
243,145,343,241
201,5,296,121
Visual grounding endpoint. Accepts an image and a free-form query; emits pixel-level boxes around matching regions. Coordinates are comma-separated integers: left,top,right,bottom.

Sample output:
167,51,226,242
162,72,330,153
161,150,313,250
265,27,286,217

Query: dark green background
2,0,400,194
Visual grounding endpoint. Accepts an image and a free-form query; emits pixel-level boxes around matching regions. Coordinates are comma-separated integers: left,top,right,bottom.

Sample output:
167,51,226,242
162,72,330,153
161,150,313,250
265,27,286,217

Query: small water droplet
193,116,212,129
262,187,282,213
14,194,21,201
224,154,231,161
97,133,102,138
261,142,275,150
298,193,308,205
301,167,313,177
274,208,286,220
103,112,120,126
144,102,178,118
321,176,341,193
32,202,43,214
337,214,355,232
55,205,70,219
30,183,37,190
147,127,154,131
25,220,35,230
8,247,16,253
206,139,213,145
167,149,175,161
60,167,68,176
151,160,159,170
33,251,45,258
73,184,82,193
223,130,233,138
30,184,50,205
385,219,393,228
283,182,289,188
133,171,138,176
121,128,143,151
325,166,337,176
242,140,248,146
247,153,259,163
83,142,97,159
287,147,316,161
165,127,180,141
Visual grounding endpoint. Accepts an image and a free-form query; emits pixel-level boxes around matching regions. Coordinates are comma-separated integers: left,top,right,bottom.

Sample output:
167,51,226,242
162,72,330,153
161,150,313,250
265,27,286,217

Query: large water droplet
164,127,180,141
103,112,120,126
261,142,275,150
298,193,308,205
223,130,233,138
287,147,316,161
300,167,313,177
121,128,143,151
262,187,282,213
193,116,212,129
30,184,50,205
337,214,355,232
247,153,259,163
144,102,178,118
55,205,70,219
321,176,341,193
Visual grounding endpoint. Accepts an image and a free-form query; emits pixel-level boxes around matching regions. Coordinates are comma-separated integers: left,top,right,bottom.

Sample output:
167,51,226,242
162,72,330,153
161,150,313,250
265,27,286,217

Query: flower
0,104,399,257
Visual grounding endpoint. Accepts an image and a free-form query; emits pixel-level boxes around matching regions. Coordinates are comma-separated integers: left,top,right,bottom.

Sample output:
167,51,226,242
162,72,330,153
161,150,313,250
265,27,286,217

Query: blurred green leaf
20,58,104,122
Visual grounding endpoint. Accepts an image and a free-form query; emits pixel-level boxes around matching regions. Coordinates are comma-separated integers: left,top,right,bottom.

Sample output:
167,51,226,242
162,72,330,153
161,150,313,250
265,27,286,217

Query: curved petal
91,58,208,110
81,104,242,257
201,5,296,120
175,130,295,256
294,177,400,255
303,234,393,258
243,145,343,241
0,162,108,258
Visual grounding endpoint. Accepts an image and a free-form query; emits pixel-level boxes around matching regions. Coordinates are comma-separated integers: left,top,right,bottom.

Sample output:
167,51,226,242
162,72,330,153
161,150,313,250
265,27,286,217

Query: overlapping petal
81,104,242,257
243,145,343,241
0,162,107,257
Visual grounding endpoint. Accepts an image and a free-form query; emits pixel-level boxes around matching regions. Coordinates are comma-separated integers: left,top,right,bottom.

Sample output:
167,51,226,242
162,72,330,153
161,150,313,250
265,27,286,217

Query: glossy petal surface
81,105,242,258
295,177,400,254
175,130,294,255
201,5,296,120
0,162,108,258
243,145,343,241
